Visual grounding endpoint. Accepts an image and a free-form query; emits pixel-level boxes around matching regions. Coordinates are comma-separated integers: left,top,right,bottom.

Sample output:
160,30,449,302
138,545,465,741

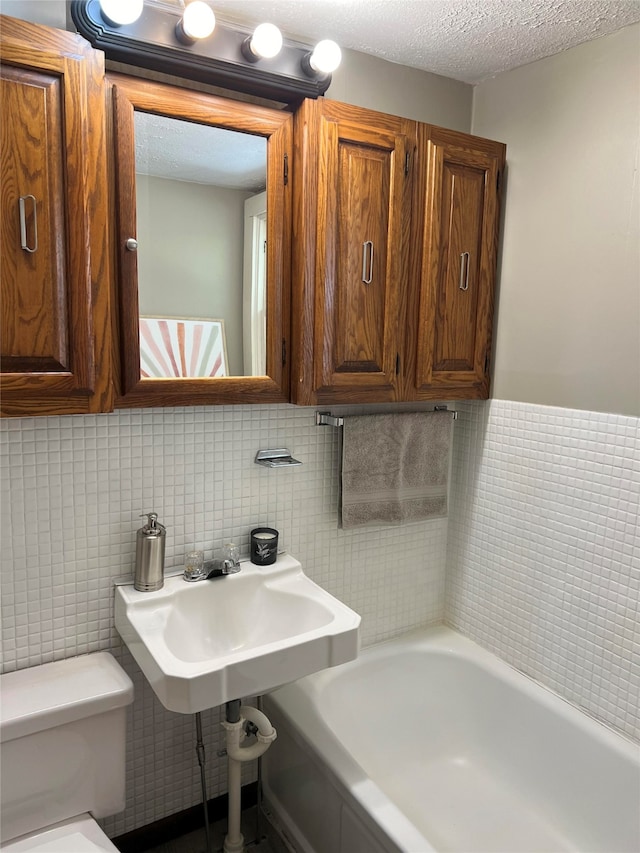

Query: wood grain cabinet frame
291,98,506,406
107,74,292,408
0,16,113,417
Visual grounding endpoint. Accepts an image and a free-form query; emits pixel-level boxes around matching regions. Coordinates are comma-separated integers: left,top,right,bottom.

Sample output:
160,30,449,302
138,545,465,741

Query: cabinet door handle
18,195,38,253
459,252,470,291
362,240,374,284
126,237,138,252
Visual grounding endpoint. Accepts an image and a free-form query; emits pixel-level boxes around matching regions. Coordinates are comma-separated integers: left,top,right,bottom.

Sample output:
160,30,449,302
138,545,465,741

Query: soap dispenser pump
134,512,166,591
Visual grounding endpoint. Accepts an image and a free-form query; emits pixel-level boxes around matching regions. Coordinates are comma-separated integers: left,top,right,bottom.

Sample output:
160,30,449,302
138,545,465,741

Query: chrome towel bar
316,407,458,428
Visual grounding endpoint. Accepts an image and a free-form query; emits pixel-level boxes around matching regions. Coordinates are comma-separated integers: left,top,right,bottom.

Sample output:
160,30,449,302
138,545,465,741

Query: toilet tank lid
0,652,134,743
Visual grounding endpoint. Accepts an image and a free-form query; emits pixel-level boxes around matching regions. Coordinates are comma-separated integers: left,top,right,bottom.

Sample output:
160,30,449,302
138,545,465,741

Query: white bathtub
263,626,640,853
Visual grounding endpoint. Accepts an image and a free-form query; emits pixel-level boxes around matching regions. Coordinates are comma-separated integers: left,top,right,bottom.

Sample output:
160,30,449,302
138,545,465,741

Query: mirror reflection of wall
134,112,267,378
136,175,251,375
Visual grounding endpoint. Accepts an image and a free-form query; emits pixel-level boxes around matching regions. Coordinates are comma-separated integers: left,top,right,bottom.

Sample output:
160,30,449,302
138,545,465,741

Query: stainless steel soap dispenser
134,512,166,591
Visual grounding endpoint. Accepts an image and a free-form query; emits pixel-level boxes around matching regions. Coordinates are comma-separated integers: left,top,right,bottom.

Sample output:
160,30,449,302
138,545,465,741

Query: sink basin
115,553,361,713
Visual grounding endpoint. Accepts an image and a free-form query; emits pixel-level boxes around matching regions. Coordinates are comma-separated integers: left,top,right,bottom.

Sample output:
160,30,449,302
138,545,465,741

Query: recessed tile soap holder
255,449,302,468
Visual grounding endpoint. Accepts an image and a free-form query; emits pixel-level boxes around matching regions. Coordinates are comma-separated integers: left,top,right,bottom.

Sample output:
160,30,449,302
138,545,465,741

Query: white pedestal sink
115,553,361,713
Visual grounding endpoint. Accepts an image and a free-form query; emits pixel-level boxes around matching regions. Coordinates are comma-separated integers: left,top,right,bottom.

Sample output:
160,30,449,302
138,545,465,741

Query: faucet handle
222,542,240,567
183,550,206,582
221,542,241,573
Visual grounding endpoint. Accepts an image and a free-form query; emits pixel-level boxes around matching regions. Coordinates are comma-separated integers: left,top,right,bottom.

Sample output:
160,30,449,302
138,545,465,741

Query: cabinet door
292,100,414,405
411,126,505,398
109,75,292,408
0,17,112,416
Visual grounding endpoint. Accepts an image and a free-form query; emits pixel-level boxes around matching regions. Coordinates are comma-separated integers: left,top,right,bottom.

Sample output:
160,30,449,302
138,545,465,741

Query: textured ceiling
135,111,266,188
207,0,640,83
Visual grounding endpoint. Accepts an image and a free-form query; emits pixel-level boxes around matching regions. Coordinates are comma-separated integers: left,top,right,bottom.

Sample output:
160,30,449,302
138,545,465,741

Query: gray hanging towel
340,410,453,529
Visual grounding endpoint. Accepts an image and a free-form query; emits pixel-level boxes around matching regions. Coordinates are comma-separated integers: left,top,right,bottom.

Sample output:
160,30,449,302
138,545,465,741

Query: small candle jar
250,527,279,565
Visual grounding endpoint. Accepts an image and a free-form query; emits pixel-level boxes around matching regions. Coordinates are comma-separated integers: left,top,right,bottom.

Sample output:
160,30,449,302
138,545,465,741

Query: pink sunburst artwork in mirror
139,317,228,378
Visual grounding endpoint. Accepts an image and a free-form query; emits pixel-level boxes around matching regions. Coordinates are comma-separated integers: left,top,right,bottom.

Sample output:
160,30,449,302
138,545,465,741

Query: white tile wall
2,398,637,837
446,399,640,743
0,403,448,836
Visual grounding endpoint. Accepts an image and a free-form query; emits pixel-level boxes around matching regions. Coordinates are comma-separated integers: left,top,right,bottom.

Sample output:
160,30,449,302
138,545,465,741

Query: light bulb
181,1,216,41
99,0,143,26
249,23,283,59
309,39,341,75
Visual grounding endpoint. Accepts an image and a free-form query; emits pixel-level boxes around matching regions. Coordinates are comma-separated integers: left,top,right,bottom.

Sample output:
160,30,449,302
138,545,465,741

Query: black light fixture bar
70,0,333,103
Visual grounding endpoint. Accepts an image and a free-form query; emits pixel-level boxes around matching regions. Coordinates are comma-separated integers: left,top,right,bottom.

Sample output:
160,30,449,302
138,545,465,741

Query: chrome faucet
183,543,241,583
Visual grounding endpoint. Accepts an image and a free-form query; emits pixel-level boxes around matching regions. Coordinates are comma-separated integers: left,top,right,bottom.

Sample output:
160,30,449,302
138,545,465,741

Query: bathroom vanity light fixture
70,0,341,103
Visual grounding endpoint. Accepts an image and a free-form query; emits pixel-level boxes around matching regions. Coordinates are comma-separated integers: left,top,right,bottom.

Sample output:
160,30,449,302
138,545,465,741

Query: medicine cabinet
108,74,292,407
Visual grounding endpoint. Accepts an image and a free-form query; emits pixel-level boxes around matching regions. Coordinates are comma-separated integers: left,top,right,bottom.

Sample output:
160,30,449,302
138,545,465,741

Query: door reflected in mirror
134,111,268,378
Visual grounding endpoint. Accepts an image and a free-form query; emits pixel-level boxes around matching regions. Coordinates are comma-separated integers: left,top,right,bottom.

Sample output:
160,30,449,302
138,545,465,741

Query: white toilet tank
0,652,134,846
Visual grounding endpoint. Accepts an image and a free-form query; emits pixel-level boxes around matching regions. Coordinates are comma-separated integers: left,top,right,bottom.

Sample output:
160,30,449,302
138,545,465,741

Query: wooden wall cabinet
0,16,113,417
291,99,506,406
0,16,505,416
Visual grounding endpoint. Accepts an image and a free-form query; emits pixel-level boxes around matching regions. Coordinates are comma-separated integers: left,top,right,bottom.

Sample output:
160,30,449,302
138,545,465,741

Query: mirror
110,74,292,407
134,113,268,378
